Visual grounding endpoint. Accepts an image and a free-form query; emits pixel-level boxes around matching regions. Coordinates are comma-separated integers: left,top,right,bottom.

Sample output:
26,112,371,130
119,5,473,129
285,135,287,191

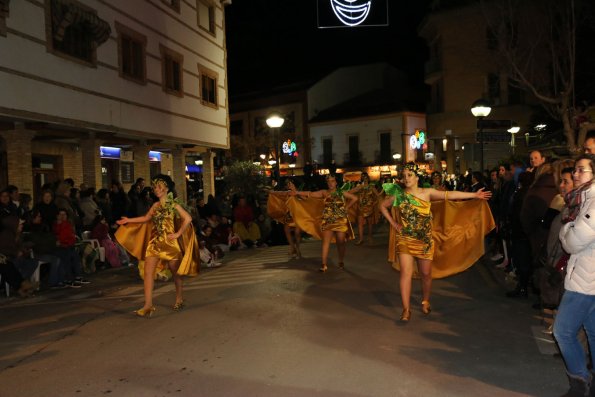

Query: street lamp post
507,123,520,155
470,99,492,173
266,113,285,180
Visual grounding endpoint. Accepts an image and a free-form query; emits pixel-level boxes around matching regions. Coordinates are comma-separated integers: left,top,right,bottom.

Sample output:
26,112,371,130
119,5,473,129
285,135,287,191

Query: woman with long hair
116,175,199,317
553,154,595,396
379,163,491,322
292,174,357,272
269,178,304,258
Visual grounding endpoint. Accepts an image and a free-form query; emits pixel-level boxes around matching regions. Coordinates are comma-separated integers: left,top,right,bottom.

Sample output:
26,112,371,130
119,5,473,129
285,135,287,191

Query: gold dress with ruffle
321,192,355,238
383,183,496,279
357,185,377,218
115,199,200,278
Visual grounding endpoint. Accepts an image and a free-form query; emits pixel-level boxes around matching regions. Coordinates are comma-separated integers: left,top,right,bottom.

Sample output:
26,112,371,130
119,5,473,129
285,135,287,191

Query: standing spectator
471,171,487,192
328,159,337,176
53,209,88,287
54,181,81,228
95,189,113,226
206,194,221,217
0,189,18,220
18,193,32,220
136,187,154,216
554,154,595,396
6,185,20,210
109,181,129,224
528,150,545,172
583,135,595,154
127,178,145,217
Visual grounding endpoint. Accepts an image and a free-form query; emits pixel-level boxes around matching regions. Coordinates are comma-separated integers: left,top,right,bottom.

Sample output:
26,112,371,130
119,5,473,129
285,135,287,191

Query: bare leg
167,259,183,305
417,258,433,303
398,254,415,310
142,257,158,310
294,226,302,257
366,217,374,242
321,230,333,270
357,216,365,243
283,224,295,256
336,232,347,267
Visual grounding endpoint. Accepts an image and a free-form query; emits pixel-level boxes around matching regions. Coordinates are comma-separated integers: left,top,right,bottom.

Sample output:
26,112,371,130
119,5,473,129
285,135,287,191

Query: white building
0,0,230,201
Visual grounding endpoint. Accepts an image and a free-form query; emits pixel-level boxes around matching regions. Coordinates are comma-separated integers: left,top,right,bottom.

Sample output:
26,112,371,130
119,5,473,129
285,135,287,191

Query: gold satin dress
321,192,354,238
357,185,377,218
146,203,182,261
394,194,434,259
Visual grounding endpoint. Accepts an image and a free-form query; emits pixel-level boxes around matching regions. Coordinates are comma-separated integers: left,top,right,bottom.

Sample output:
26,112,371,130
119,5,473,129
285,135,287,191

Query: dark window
508,80,522,105
53,19,94,62
197,1,216,35
348,136,359,164
323,138,332,165
160,45,183,96
201,73,217,107
162,0,180,12
379,132,391,163
120,35,145,82
230,120,243,136
488,73,500,104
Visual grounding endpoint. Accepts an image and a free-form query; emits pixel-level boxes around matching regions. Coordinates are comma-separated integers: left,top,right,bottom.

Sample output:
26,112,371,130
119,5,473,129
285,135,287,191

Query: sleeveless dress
383,184,434,260
145,201,183,261
357,185,377,218
321,191,354,239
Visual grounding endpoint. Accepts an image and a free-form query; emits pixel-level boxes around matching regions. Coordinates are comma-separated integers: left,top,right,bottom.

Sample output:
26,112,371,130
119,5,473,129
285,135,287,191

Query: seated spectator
95,189,113,227
53,209,88,287
24,209,65,289
0,214,39,296
200,224,225,259
255,212,272,245
206,214,241,251
79,188,101,228
199,239,221,268
18,193,32,220
34,189,59,229
232,197,262,247
90,215,122,268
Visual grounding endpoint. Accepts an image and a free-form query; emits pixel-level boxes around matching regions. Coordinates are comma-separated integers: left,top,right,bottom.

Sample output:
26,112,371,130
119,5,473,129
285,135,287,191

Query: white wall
0,0,229,147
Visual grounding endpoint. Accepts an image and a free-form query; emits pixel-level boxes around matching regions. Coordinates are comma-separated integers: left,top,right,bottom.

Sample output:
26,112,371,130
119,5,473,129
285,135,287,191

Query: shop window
348,135,360,165
116,22,147,84
322,138,333,165
198,64,218,108
197,0,216,36
46,0,111,66
160,44,183,96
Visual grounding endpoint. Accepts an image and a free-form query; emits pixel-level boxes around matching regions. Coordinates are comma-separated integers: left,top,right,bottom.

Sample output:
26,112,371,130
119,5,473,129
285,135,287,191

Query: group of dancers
114,164,493,322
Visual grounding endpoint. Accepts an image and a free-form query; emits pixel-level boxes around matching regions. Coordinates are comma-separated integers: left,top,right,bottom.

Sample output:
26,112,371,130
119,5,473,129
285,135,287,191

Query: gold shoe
422,300,432,315
173,300,185,311
400,309,411,322
355,239,364,245
319,264,328,273
134,306,156,318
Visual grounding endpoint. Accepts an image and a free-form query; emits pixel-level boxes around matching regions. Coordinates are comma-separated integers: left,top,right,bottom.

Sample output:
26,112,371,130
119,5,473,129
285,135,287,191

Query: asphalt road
0,228,567,397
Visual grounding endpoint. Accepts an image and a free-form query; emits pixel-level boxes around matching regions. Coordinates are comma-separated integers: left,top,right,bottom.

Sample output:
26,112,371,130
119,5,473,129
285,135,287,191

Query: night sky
224,0,432,97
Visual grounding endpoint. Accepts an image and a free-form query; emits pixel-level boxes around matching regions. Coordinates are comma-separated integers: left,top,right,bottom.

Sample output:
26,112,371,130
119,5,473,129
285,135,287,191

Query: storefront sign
100,146,121,159
409,129,427,150
282,139,298,156
149,151,162,162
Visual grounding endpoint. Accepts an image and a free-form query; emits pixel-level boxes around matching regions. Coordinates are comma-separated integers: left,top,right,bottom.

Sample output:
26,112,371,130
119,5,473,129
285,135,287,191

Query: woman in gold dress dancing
116,175,198,317
379,163,491,321
350,172,380,245
293,175,357,272
269,178,303,258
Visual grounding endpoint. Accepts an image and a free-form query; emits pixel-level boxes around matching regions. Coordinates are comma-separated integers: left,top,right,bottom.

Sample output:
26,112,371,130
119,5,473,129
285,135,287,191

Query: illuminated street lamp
507,123,520,154
470,98,492,172
266,112,285,178
392,153,402,160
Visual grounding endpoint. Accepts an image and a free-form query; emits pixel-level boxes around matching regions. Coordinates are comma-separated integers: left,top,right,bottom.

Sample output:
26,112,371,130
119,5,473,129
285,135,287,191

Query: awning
51,0,111,45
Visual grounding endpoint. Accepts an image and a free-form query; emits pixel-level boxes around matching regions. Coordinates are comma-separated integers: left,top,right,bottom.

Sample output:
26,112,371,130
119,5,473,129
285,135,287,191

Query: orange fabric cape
115,221,200,277
388,199,495,279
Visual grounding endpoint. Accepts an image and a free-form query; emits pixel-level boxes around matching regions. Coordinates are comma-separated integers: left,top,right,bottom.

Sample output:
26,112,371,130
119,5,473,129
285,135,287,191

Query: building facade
0,0,230,201
419,2,538,173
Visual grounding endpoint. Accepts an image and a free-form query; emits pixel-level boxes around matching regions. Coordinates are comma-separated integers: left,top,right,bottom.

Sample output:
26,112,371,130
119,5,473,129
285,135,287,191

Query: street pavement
0,226,568,397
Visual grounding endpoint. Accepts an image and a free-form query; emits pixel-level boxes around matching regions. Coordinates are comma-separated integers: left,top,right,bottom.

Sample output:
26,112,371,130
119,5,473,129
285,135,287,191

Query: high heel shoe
295,246,302,258
134,306,156,318
355,239,364,245
421,300,432,315
173,300,185,311
289,247,297,259
400,309,411,322
319,264,328,273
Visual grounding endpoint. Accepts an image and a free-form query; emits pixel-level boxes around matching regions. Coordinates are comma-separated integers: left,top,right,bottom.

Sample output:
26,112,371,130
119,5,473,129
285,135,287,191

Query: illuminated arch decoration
409,130,427,150
282,139,299,157
330,0,372,27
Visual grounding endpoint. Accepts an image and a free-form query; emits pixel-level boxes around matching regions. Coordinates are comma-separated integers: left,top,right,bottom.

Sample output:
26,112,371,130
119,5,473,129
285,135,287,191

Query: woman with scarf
116,175,199,318
554,154,595,396
379,163,492,322
291,175,357,272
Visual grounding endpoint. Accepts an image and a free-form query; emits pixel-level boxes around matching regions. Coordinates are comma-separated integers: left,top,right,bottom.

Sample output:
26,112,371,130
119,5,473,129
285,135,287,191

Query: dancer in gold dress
292,175,357,272
115,175,199,317
379,163,492,322
350,172,380,245
268,178,303,258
